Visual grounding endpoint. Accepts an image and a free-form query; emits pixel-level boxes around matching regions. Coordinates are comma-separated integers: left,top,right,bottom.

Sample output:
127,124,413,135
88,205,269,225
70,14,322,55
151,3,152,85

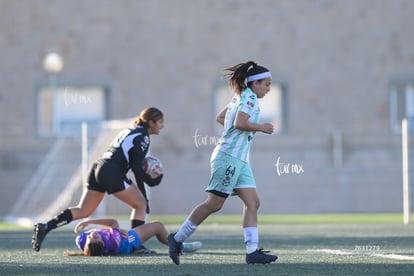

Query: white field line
311,249,414,261
312,249,354,256
371,253,414,261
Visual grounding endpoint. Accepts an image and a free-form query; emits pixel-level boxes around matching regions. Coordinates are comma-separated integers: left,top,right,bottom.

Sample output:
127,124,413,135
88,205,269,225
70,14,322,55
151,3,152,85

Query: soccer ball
142,156,163,179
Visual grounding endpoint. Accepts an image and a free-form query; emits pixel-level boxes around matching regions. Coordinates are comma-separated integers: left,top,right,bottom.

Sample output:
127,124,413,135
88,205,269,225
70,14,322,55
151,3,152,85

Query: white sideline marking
312,249,354,256
311,249,414,261
372,253,414,261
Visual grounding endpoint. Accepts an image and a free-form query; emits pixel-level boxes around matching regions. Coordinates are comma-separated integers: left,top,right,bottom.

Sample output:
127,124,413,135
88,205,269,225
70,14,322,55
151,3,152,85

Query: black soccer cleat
133,244,157,254
246,248,278,264
168,233,183,265
32,223,47,252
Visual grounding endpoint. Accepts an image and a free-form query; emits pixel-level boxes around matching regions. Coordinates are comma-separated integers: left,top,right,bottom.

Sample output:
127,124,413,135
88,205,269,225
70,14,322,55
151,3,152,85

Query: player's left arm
130,153,163,187
74,219,120,233
234,111,273,134
119,229,129,237
234,94,273,134
129,136,147,177
129,137,163,187
129,137,150,183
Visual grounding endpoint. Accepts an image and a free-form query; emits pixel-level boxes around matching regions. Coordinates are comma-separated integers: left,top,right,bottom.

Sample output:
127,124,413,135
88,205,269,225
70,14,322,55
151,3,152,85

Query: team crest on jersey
222,176,231,186
140,136,150,151
246,101,254,108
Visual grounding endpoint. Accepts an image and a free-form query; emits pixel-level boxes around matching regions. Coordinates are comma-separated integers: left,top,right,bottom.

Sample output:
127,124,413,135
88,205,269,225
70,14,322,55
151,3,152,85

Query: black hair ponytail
223,61,269,95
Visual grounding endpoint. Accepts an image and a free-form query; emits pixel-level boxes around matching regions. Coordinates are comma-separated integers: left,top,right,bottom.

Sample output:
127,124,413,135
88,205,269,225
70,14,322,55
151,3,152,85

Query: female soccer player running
168,61,278,265
32,107,164,252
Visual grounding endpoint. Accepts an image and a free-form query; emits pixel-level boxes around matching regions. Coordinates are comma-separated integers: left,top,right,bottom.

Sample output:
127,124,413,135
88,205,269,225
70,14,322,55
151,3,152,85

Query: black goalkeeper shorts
86,160,132,194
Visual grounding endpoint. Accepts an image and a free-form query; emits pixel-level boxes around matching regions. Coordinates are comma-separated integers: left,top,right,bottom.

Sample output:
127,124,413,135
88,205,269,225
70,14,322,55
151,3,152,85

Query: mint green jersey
215,88,260,162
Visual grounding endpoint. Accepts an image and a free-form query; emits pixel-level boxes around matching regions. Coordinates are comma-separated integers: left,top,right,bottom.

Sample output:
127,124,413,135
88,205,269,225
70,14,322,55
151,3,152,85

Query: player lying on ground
64,218,202,256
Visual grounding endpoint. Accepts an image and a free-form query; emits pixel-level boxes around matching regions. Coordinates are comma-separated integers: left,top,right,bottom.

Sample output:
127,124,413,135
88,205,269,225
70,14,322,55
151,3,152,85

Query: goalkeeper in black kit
32,107,164,252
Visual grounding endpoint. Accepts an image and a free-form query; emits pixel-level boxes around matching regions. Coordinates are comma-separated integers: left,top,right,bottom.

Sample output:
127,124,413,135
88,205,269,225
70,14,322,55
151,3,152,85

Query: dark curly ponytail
223,61,270,95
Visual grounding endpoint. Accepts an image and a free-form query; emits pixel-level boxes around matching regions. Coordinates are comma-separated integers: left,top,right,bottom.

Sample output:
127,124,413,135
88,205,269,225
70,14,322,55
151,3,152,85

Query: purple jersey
76,228,122,255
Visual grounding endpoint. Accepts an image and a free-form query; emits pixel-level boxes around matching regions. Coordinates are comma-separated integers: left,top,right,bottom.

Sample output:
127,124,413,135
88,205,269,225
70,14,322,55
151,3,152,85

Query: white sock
244,227,259,254
174,219,197,243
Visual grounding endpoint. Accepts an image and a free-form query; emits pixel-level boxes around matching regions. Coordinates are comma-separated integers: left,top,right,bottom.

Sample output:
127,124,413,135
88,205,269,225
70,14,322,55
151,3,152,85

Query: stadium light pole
43,52,64,135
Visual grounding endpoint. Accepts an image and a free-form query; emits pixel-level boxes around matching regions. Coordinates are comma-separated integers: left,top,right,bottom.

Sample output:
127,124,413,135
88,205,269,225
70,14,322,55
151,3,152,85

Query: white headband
247,71,272,82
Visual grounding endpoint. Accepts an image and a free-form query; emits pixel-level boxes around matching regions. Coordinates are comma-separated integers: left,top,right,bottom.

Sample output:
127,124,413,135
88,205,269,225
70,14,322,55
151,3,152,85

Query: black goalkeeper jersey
101,125,150,184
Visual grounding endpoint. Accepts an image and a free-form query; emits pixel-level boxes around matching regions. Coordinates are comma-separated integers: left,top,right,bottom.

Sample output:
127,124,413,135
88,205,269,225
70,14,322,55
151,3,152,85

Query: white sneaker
182,241,203,253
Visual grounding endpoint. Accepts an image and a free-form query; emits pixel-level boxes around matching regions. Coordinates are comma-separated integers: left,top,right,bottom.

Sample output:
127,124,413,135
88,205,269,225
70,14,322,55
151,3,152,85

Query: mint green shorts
206,151,256,197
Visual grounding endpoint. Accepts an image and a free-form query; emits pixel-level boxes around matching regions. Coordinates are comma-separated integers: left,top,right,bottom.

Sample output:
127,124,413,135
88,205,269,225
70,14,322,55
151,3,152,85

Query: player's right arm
216,106,227,126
